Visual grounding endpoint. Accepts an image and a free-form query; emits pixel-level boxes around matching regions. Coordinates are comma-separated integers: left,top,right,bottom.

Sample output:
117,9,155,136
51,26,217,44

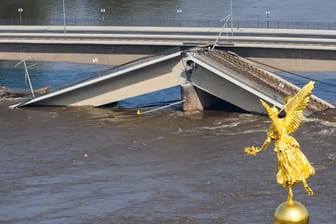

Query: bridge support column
181,83,204,113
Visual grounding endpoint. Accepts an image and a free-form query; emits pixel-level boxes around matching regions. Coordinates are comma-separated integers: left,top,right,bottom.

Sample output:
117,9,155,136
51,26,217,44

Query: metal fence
1,17,336,30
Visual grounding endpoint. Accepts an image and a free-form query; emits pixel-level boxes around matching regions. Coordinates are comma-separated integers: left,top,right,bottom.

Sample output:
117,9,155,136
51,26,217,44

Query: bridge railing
1,18,336,30
197,49,331,111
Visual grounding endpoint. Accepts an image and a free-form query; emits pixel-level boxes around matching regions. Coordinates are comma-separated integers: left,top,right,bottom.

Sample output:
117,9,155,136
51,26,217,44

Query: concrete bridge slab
11,52,185,107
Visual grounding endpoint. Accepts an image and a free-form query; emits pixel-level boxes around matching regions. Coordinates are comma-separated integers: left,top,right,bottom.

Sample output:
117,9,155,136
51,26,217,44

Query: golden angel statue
245,81,316,203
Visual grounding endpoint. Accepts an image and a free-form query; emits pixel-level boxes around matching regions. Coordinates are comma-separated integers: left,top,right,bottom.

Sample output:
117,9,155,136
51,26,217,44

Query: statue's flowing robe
267,123,315,187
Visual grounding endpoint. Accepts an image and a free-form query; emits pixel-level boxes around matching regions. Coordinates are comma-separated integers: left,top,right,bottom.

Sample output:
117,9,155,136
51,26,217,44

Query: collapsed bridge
10,47,335,114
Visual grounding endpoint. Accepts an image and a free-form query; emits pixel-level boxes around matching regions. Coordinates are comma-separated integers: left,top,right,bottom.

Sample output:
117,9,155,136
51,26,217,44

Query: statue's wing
260,99,280,129
283,81,314,134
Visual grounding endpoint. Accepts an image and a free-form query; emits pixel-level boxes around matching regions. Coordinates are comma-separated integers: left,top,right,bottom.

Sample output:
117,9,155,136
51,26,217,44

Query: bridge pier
181,83,203,113
182,83,239,113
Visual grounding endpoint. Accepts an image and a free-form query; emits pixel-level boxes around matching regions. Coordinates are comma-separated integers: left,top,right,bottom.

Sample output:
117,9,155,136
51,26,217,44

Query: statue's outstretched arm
245,136,272,156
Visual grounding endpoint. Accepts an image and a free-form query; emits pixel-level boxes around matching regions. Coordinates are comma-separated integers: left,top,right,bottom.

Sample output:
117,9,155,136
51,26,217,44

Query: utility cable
245,57,336,93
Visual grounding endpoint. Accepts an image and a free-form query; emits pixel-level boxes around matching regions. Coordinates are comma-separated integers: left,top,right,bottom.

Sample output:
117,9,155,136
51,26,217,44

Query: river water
0,101,335,223
1,0,336,26
1,0,336,223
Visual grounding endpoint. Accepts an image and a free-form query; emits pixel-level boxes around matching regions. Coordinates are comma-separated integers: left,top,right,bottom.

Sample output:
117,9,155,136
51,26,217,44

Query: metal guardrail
1,18,336,30
234,20,336,30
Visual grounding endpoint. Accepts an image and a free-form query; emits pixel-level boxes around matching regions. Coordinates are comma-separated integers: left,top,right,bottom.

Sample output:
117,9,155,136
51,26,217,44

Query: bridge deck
210,50,332,111
186,49,334,113
3,26,336,72
10,50,184,108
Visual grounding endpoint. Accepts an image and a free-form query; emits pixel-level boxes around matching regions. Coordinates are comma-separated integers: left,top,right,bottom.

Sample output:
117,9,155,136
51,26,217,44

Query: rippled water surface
0,101,335,223
1,0,336,25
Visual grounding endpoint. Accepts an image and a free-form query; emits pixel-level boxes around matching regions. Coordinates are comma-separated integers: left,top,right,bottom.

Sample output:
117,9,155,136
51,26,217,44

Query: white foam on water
327,153,336,161
321,120,336,128
200,122,241,130
224,129,267,136
317,128,335,136
304,117,336,128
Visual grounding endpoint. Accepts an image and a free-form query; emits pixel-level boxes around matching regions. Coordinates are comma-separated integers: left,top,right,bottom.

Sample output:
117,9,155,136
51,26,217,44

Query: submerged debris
0,86,50,99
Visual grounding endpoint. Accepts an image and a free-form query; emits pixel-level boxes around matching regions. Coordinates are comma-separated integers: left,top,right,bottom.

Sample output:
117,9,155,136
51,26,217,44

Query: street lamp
177,8,182,26
230,0,233,36
18,8,23,25
100,8,106,22
265,9,271,28
62,0,66,33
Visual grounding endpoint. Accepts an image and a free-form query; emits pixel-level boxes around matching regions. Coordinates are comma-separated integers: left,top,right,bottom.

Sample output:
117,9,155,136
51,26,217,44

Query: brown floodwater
0,100,335,223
